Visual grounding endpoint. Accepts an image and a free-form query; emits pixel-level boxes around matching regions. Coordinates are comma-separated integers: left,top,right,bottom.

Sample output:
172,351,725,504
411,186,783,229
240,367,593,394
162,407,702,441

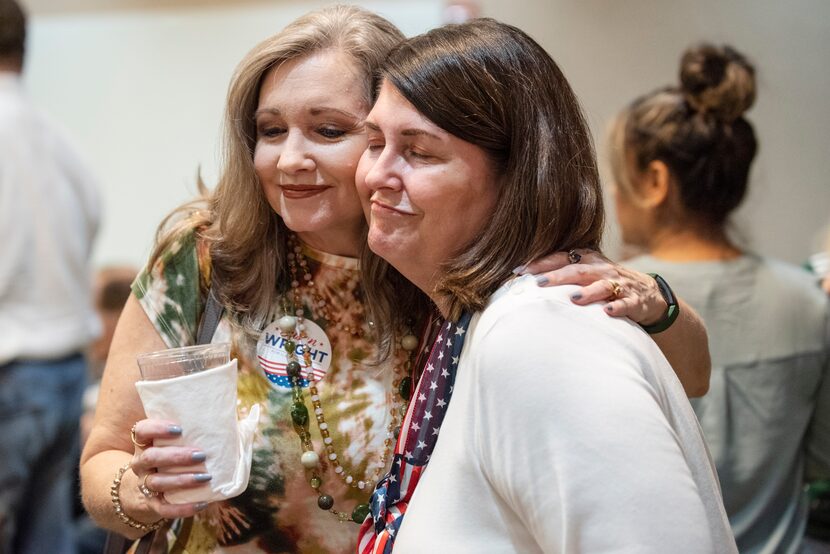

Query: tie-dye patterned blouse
131,227,403,553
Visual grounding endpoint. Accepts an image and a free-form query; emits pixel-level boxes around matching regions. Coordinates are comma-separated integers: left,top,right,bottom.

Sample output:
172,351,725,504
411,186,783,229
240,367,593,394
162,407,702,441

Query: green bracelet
640,273,680,334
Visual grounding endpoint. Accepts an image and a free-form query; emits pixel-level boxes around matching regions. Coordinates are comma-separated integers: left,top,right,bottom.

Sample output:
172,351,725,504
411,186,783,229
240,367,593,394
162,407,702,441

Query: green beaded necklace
281,239,418,523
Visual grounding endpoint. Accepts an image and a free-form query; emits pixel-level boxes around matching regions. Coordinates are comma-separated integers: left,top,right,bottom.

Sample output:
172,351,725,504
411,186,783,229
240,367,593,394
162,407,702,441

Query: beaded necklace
281,237,419,523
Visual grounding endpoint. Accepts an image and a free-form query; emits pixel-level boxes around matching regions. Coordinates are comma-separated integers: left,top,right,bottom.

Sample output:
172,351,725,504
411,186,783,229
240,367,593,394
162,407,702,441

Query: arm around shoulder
649,298,711,397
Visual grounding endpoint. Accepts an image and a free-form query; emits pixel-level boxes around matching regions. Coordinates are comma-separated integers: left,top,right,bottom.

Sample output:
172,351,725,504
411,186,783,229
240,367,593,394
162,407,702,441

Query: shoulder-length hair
148,5,404,329
363,18,604,326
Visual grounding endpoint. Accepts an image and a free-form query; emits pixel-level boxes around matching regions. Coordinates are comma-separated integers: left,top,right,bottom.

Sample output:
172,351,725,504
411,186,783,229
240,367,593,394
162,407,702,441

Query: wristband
640,273,680,334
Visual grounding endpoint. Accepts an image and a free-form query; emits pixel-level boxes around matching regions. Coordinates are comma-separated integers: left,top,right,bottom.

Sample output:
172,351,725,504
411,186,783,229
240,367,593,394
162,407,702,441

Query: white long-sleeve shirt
394,276,736,553
0,72,100,364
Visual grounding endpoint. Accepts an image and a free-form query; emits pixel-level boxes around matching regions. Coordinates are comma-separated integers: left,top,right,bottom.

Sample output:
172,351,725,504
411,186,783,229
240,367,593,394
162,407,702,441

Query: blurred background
20,0,830,268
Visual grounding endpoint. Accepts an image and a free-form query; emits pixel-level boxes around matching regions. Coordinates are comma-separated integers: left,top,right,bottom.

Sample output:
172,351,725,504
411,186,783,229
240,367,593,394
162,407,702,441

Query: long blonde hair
148,5,404,329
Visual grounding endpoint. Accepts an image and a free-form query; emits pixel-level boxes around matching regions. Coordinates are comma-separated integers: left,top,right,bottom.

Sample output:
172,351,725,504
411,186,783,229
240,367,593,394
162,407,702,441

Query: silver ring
568,249,582,264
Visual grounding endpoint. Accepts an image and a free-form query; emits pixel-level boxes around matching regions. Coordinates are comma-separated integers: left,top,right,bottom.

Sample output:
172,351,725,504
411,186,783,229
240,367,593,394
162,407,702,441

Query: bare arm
80,295,210,538
522,251,711,397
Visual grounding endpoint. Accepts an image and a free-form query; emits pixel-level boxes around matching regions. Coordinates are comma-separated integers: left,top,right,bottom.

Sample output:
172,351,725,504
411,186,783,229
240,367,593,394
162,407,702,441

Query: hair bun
679,43,755,122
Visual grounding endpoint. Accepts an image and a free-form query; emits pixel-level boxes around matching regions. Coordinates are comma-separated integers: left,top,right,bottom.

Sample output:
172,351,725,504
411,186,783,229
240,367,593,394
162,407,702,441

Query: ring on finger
567,249,582,264
608,280,623,300
130,423,150,449
138,473,159,498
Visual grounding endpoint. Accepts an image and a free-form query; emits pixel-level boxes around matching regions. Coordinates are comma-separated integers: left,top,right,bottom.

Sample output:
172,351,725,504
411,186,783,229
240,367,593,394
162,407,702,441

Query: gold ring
138,473,158,498
130,423,150,449
608,280,622,300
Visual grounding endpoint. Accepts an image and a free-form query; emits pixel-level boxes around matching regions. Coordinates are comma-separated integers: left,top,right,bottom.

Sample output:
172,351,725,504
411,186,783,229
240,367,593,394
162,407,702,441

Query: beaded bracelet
110,462,165,533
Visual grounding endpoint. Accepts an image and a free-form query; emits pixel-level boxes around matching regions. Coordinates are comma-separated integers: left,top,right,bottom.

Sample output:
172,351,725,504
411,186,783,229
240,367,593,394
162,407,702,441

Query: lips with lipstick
279,185,332,199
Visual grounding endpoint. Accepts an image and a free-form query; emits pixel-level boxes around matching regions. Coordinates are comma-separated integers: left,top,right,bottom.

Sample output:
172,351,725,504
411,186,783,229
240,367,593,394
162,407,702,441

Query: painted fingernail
193,473,212,482
191,451,207,462
512,264,528,275
534,275,549,286
194,502,209,512
605,305,614,312
571,292,582,301
167,425,182,435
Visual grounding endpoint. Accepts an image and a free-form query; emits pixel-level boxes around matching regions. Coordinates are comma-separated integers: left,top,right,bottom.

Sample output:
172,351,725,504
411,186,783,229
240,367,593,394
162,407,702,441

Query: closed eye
408,149,434,161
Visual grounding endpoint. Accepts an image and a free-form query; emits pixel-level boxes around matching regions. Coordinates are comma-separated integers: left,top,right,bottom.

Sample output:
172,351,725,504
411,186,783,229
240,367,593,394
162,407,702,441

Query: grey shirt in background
627,254,830,554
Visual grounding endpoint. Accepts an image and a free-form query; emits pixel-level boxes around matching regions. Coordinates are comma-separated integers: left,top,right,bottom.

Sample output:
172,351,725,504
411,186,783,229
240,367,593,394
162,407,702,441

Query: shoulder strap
196,274,225,345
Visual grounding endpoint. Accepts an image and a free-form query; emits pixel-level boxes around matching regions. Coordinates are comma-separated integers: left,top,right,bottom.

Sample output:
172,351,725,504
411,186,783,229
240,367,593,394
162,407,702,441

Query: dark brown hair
611,43,758,226
363,18,604,325
0,0,25,66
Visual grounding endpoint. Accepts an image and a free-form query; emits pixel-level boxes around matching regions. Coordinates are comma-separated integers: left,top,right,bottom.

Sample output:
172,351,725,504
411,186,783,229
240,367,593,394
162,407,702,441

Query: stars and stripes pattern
357,312,472,554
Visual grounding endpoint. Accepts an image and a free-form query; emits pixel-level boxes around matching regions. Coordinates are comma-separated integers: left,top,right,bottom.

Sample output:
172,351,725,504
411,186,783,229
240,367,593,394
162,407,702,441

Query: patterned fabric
357,313,472,554
131,227,406,553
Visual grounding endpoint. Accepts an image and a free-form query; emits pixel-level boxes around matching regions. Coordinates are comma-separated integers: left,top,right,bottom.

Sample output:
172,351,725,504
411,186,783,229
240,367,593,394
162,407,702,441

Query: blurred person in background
0,0,101,553
83,266,138,444
75,267,136,554
609,43,830,553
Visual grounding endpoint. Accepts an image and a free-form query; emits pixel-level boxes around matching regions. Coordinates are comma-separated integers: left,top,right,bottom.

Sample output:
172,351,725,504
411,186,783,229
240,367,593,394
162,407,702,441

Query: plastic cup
136,343,230,381
134,342,254,504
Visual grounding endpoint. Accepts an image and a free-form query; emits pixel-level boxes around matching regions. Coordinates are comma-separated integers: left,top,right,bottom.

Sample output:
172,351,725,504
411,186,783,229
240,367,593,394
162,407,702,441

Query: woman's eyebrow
364,121,441,141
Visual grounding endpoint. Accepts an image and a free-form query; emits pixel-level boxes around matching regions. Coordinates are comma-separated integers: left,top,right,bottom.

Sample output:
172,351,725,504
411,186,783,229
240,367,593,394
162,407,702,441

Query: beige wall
479,0,830,262
21,0,830,266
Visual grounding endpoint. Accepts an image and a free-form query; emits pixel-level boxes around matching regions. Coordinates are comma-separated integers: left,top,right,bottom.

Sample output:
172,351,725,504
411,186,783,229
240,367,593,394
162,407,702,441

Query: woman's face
356,81,498,293
254,49,369,256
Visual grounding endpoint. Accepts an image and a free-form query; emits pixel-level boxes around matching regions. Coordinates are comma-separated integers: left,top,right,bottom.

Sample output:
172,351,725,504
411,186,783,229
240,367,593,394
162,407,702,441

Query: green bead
284,340,296,354
317,494,334,510
351,503,371,524
310,476,322,489
291,402,309,427
398,376,412,401
286,361,301,377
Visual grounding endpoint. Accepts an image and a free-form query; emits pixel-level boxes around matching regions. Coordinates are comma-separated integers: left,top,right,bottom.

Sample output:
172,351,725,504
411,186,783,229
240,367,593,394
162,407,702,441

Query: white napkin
135,359,260,504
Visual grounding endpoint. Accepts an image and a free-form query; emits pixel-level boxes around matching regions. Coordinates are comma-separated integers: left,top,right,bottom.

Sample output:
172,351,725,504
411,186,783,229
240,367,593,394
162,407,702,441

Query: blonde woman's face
254,50,369,256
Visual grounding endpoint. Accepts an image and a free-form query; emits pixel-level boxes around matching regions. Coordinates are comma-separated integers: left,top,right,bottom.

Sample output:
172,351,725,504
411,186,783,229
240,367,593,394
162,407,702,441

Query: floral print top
131,228,405,553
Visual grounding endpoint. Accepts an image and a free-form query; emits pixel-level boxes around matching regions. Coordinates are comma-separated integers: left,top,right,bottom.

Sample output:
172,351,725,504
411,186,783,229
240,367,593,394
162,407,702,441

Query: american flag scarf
357,312,473,553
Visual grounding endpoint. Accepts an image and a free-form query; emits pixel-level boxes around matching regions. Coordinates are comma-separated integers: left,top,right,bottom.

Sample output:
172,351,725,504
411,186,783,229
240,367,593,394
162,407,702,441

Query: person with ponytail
611,44,830,553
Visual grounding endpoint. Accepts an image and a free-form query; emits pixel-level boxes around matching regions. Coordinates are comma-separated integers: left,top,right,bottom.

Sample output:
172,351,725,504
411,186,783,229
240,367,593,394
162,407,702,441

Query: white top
394,275,737,553
0,72,100,364
626,254,830,554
